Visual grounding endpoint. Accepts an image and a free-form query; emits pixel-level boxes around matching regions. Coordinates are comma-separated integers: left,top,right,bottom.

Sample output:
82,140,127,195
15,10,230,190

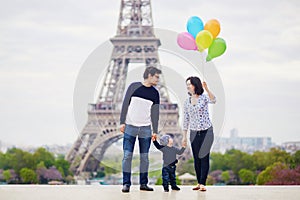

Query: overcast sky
0,0,300,147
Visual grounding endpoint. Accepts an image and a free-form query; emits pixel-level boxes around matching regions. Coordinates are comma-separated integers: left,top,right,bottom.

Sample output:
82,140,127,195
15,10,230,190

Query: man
120,66,161,193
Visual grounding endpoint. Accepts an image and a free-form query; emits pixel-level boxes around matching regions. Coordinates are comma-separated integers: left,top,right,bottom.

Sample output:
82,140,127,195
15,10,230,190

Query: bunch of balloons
177,16,227,61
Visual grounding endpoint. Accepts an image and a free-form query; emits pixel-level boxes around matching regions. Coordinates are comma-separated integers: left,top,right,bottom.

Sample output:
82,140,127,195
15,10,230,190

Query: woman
182,76,216,191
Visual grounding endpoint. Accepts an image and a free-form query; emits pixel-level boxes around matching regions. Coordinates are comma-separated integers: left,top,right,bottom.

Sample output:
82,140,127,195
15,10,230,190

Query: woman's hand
202,81,209,91
182,140,187,148
202,81,216,103
182,137,187,147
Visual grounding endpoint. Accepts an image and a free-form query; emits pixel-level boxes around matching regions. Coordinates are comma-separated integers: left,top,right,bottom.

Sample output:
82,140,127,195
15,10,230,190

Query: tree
33,148,55,168
226,149,254,182
37,161,46,169
54,156,70,177
36,161,47,184
36,167,48,184
46,166,63,181
253,151,269,171
266,165,300,185
221,171,230,184
3,170,11,183
206,175,215,185
5,148,35,173
293,150,300,167
36,166,62,184
267,148,293,166
210,152,230,171
238,169,255,184
0,152,7,169
256,162,288,185
20,168,37,184
209,170,222,184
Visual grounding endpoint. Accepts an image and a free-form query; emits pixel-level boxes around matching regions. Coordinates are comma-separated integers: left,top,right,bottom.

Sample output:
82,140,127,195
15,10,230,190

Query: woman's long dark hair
186,76,204,96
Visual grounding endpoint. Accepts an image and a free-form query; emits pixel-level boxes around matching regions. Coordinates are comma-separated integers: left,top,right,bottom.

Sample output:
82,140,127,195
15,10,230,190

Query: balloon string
202,52,205,81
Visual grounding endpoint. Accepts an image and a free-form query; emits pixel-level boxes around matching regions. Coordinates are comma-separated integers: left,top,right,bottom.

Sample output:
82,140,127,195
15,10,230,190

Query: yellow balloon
204,19,220,38
195,30,213,51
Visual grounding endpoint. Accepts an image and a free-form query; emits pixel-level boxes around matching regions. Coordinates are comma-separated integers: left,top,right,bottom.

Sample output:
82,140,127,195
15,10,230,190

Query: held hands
182,131,187,148
152,133,157,141
182,139,187,148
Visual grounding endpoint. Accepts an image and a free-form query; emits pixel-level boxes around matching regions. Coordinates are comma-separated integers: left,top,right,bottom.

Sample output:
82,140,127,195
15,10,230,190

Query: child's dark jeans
162,165,177,190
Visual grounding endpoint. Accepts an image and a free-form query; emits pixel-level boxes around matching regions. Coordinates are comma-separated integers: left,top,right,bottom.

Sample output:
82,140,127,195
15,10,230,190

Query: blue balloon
186,16,204,38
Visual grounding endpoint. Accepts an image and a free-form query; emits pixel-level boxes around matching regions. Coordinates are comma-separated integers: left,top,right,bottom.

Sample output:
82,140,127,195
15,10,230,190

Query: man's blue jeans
122,124,152,186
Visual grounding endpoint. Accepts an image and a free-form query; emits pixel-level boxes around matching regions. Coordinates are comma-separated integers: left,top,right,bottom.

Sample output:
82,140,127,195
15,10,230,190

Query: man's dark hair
143,66,162,79
186,76,204,95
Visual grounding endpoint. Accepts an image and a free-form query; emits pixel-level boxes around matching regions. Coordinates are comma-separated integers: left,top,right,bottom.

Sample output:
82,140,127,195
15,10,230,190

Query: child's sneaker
171,185,181,191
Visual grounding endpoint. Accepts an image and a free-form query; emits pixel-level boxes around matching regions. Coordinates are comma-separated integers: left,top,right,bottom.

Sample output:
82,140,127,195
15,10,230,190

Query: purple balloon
177,32,198,50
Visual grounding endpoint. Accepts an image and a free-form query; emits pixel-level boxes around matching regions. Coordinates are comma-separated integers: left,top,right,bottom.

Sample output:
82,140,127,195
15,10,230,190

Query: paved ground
1,185,300,200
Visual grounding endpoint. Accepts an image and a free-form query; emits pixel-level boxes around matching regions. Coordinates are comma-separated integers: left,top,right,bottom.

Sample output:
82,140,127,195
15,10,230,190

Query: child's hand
182,141,187,148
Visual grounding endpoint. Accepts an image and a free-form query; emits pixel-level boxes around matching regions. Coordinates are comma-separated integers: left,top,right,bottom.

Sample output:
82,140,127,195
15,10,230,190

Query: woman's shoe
199,184,206,192
192,184,201,190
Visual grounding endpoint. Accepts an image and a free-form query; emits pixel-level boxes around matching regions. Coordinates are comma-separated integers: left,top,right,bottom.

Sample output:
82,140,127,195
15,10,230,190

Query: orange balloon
204,19,220,38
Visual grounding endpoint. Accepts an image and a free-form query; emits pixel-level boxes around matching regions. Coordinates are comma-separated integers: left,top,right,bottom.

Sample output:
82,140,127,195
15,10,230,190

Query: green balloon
206,38,227,61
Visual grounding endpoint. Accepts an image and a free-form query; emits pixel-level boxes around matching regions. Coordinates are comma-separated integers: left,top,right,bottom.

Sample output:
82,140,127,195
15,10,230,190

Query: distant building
0,140,10,153
281,141,300,154
212,129,275,153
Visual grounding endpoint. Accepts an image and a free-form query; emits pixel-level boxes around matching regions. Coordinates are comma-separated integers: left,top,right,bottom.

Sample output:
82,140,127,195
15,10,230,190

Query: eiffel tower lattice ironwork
66,0,191,175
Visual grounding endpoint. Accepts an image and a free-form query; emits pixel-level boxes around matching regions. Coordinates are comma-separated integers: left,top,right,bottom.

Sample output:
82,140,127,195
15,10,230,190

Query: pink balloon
177,32,198,50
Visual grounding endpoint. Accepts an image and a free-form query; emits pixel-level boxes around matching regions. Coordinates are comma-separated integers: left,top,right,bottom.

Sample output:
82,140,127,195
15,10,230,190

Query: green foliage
58,167,65,177
3,148,36,174
238,169,255,184
268,148,293,166
226,149,254,176
0,152,14,170
37,161,46,169
221,170,230,183
20,168,37,184
209,148,300,185
293,150,300,167
33,148,55,168
100,163,120,175
211,150,255,175
3,170,11,182
54,157,71,177
0,147,72,184
210,152,230,171
148,169,161,178
252,151,269,170
155,176,162,185
256,162,288,185
206,175,215,185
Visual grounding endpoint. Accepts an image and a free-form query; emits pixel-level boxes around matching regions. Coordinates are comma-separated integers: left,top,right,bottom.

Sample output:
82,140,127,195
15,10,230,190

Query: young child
152,134,186,192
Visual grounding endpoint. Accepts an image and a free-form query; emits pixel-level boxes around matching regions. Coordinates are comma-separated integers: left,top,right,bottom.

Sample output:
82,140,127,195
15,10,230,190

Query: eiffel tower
66,0,191,175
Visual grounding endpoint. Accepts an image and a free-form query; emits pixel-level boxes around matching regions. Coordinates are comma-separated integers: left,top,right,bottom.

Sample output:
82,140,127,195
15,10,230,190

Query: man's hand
152,133,157,141
120,124,126,133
